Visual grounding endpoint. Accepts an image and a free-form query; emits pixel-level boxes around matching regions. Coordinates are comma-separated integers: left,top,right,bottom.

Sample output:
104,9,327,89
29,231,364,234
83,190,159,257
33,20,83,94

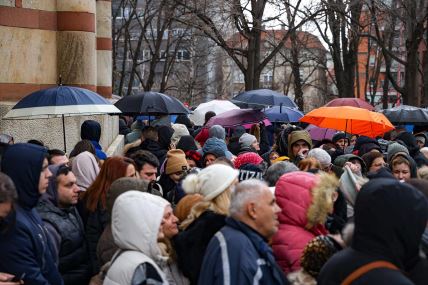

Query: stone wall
0,1,121,154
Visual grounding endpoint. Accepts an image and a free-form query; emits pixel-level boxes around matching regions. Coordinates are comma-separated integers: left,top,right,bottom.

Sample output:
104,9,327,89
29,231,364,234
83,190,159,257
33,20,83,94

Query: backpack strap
341,261,399,285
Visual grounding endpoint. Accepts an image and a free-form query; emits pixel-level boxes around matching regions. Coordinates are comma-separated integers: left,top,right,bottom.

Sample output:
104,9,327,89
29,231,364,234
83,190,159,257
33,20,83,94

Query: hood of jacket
1,143,47,210
201,137,232,159
71,151,100,191
352,178,428,271
141,139,167,157
176,135,198,152
111,191,169,261
40,164,61,207
275,171,338,231
157,125,174,150
389,152,418,179
171,123,190,145
81,120,101,142
396,132,419,157
288,130,312,160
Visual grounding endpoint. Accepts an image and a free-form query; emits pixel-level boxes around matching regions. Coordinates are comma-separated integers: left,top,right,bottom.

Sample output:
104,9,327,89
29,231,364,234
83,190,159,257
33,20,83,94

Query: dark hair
127,150,160,171
27,139,45,147
47,149,66,164
204,111,216,125
69,140,96,158
56,164,72,179
0,172,17,203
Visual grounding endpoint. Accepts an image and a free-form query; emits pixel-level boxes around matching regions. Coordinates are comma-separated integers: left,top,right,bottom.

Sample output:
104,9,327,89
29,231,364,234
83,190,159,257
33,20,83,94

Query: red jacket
195,127,209,147
272,171,329,274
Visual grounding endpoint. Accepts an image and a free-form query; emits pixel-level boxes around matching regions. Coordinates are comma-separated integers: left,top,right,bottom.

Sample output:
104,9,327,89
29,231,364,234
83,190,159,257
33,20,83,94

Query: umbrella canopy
300,106,394,138
325,98,374,111
3,86,121,152
189,100,239,126
380,105,428,124
264,106,303,123
4,86,120,119
205,109,268,128
114,91,189,115
305,124,337,141
231,89,298,109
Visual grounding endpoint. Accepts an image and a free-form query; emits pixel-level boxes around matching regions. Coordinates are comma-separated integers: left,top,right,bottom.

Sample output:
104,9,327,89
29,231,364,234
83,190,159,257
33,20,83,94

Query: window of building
176,49,191,61
369,55,376,66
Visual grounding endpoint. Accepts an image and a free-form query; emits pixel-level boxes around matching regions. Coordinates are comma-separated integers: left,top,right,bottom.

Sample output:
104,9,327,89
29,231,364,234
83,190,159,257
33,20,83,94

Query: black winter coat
85,205,109,273
318,178,428,285
173,211,226,285
37,201,92,285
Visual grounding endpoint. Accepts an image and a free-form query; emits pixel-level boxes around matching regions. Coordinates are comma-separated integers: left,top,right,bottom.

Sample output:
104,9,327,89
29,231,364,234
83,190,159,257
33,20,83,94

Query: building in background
355,3,427,109
0,1,121,153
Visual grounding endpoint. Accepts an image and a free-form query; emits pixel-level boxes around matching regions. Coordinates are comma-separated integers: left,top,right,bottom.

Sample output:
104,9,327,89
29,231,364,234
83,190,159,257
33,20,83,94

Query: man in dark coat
396,131,428,168
0,143,64,285
37,165,92,285
80,120,107,160
199,179,288,285
318,178,428,285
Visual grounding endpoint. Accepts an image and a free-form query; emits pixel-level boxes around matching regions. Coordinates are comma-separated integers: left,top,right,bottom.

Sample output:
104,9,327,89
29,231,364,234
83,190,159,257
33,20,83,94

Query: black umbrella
114,91,190,115
380,105,428,125
231,89,298,109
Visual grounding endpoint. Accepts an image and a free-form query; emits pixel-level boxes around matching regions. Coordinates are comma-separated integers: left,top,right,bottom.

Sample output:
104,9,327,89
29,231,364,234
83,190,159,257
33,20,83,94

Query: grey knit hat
308,148,331,167
239,133,257,148
387,142,409,164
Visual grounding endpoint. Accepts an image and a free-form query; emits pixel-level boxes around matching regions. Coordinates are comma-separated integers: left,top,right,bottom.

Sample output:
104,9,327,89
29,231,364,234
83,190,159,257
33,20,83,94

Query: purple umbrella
205,109,268,128
305,124,337,141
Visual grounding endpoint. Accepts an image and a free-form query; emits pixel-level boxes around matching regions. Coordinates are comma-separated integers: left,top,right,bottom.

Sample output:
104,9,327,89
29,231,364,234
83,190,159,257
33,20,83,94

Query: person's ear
247,202,257,220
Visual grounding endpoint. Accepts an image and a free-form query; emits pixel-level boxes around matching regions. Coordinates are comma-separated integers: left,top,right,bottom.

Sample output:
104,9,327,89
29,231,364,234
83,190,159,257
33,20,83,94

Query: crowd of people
0,112,427,285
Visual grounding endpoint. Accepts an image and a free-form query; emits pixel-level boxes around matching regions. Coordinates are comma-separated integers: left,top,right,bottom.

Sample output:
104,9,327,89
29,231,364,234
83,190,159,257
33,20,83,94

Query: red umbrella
325,98,374,111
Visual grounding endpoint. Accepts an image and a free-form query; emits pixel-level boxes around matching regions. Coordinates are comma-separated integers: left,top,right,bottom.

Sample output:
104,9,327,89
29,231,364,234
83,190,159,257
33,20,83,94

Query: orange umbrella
299,106,394,138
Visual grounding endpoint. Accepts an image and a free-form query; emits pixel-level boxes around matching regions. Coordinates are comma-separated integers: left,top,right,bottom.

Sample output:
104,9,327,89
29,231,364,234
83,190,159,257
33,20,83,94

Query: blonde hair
180,188,231,230
418,166,428,180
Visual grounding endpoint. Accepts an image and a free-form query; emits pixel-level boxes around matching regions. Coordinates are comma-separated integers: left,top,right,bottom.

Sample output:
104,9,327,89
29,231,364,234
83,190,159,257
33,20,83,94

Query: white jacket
104,191,170,285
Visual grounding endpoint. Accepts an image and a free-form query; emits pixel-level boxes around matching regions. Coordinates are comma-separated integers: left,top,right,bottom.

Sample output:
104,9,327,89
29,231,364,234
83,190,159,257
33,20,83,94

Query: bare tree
314,0,364,98
175,0,319,92
366,0,428,106
112,0,194,96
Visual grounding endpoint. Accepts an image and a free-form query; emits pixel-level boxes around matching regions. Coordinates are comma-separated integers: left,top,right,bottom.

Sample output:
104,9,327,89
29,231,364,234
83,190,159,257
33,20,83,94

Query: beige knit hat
165,149,189,175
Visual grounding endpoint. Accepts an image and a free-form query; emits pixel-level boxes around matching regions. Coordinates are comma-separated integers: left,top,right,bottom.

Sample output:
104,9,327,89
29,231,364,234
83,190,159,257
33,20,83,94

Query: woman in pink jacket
272,171,339,274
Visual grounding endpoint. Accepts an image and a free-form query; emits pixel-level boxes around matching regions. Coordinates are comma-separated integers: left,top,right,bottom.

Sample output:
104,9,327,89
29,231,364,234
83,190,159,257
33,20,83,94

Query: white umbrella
189,100,239,126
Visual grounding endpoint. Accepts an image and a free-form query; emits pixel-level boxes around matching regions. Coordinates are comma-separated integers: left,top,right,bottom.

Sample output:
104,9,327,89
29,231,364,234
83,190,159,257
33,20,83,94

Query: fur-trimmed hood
275,171,339,231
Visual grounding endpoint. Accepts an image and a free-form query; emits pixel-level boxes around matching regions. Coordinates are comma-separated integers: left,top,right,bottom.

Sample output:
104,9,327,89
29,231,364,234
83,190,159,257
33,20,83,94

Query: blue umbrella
231,89,298,108
264,105,303,123
4,86,121,152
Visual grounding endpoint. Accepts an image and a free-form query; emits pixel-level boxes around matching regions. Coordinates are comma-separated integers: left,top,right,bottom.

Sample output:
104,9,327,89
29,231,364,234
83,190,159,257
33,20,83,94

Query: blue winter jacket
198,217,288,285
0,143,64,285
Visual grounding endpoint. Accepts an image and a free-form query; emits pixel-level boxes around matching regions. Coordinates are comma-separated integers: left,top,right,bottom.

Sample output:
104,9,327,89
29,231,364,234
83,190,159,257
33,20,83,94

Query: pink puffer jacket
272,171,337,274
